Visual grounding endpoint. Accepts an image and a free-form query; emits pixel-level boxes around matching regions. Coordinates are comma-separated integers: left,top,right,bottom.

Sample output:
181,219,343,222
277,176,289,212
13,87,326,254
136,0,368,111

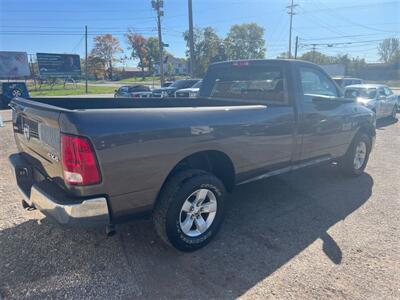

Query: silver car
344,84,398,120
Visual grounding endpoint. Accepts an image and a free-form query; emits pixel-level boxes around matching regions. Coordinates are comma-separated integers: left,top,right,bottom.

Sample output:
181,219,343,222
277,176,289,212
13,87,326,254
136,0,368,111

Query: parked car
175,80,202,98
344,84,397,119
152,79,201,97
114,85,152,98
0,82,29,109
9,59,376,252
333,77,364,89
396,94,400,112
161,81,174,87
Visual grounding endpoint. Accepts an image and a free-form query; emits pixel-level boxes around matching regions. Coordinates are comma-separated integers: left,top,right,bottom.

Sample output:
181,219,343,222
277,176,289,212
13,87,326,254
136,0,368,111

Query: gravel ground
0,109,399,299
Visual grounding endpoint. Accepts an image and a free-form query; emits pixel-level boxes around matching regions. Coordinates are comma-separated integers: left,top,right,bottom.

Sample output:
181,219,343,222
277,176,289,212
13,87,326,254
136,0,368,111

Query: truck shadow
0,164,373,299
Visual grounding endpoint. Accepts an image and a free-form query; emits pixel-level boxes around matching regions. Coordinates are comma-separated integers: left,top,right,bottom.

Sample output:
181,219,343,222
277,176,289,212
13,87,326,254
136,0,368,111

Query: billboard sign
0,51,30,78
37,53,81,77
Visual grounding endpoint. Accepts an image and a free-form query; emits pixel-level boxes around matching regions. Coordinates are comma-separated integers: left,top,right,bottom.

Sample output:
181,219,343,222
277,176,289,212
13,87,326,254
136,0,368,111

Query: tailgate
11,99,64,186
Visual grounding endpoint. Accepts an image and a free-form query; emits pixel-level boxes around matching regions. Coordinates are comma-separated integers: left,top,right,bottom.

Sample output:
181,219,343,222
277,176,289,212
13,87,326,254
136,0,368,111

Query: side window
300,67,338,99
119,87,128,93
384,87,393,96
378,88,385,96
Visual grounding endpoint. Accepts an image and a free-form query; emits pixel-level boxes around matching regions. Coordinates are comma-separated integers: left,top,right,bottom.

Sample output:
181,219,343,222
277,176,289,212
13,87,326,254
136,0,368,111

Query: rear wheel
338,133,371,177
153,169,226,252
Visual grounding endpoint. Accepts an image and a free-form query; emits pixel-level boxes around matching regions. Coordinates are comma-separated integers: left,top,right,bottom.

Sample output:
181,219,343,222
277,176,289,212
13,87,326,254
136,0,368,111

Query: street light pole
188,0,195,77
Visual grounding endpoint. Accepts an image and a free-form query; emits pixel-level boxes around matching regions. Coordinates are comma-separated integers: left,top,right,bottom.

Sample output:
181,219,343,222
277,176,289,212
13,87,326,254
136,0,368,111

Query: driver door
297,65,354,161
376,88,386,118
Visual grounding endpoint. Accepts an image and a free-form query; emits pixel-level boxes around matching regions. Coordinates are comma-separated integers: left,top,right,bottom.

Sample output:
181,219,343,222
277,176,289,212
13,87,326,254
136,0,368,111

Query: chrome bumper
9,154,110,225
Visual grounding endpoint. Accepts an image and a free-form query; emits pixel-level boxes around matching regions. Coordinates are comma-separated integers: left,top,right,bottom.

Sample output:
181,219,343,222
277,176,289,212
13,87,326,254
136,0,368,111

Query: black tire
153,169,226,252
338,133,371,177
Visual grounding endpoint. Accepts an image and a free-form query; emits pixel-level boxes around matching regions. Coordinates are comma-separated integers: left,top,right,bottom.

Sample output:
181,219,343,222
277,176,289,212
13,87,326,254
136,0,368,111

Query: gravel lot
0,109,399,299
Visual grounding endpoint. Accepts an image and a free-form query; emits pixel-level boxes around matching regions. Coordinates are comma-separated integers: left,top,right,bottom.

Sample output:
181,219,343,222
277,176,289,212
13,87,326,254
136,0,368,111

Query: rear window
203,65,288,104
170,80,198,89
345,88,377,99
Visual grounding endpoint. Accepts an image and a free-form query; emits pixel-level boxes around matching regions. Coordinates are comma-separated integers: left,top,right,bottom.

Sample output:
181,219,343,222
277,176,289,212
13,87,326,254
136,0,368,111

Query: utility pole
287,0,298,59
188,0,195,78
85,25,88,94
294,36,299,59
152,0,165,86
29,54,37,90
311,44,317,62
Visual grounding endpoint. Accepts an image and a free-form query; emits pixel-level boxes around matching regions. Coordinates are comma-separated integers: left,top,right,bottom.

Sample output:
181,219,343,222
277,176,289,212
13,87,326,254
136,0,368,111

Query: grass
29,84,116,96
116,75,187,84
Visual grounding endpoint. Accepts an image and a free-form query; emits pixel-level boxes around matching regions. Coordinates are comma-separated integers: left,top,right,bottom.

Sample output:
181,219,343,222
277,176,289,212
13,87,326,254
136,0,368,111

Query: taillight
61,134,101,185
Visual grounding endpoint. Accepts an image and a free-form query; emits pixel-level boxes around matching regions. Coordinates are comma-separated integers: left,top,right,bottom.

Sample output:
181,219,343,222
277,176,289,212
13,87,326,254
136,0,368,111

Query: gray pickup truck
9,59,376,251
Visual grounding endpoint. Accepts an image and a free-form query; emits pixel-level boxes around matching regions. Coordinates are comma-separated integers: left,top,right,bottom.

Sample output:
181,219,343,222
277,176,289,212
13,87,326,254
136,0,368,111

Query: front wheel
153,170,226,252
338,133,371,177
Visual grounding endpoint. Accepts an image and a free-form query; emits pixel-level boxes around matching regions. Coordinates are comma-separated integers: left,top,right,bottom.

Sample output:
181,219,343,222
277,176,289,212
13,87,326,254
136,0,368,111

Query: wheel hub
179,188,218,237
353,141,367,170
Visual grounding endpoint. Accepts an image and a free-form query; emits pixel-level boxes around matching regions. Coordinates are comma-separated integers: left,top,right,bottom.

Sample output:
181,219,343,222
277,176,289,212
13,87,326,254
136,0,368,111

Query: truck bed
20,97,264,110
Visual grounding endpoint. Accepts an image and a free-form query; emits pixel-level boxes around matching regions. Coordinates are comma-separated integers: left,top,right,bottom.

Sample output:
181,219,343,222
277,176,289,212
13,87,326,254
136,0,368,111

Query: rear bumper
9,153,110,225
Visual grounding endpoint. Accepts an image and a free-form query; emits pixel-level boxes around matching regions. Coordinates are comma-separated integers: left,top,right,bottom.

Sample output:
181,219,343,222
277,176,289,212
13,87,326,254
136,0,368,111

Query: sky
0,0,399,66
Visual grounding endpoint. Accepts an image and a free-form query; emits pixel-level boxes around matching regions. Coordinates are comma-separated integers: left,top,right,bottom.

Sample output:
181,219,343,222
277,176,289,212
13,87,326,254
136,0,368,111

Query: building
113,66,149,79
154,56,188,76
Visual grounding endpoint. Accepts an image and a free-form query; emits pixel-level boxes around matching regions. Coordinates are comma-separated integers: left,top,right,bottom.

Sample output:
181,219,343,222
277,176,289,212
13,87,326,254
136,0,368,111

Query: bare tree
378,38,400,63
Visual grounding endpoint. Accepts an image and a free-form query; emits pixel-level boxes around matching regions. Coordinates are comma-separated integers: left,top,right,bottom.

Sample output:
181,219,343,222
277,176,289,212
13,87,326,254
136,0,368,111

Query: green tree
145,37,161,75
276,52,289,59
184,27,223,77
91,34,122,80
224,23,266,60
299,51,334,64
378,38,400,63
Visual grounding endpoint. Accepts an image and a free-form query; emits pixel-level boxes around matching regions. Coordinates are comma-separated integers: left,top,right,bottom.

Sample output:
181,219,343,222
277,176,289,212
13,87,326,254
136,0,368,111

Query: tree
183,27,223,77
167,62,174,77
85,55,106,80
276,52,289,59
378,38,400,63
126,29,148,79
299,51,334,64
224,23,266,60
145,37,161,75
91,34,122,80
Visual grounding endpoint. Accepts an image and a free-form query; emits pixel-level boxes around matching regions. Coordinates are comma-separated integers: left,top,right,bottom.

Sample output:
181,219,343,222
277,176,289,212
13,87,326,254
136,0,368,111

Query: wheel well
357,125,374,140
166,150,235,192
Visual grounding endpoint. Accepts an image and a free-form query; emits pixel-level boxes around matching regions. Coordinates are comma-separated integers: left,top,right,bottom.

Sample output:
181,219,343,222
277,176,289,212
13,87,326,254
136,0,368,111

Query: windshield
345,88,377,99
333,79,343,86
170,80,198,89
191,81,202,89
